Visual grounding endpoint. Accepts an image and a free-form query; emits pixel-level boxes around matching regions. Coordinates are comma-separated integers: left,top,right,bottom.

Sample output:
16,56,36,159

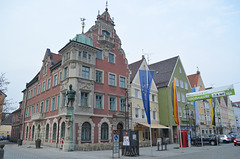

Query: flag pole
178,113,183,152
149,124,153,156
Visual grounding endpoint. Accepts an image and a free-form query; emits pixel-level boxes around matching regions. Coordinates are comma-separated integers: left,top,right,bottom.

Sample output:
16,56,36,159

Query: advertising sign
123,136,130,146
186,85,235,102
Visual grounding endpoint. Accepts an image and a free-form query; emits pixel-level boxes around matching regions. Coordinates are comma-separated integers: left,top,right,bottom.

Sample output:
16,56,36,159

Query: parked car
234,135,240,146
191,134,219,146
219,135,231,143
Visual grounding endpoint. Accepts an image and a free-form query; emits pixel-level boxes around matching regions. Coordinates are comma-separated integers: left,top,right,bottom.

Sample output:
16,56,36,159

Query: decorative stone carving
80,81,92,90
71,62,76,69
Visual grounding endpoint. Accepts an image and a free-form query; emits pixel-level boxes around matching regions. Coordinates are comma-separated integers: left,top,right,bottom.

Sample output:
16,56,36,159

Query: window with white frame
33,87,36,97
153,111,156,120
181,93,185,103
42,81,46,92
64,67,68,80
152,94,155,102
82,66,90,79
185,82,188,90
95,94,103,109
96,70,103,84
101,122,108,140
109,53,115,63
40,102,44,113
120,98,126,112
57,95,60,110
135,108,139,118
32,105,34,114
51,97,56,111
37,84,40,95
135,89,139,98
120,76,126,88
53,74,58,87
109,73,116,86
45,99,49,112
109,96,116,111
36,103,39,113
177,91,181,101
180,80,184,88
47,78,51,90
179,67,182,74
81,92,89,107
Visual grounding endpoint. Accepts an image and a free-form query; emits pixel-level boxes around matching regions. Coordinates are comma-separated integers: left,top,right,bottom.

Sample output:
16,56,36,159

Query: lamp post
185,104,189,134
125,90,129,130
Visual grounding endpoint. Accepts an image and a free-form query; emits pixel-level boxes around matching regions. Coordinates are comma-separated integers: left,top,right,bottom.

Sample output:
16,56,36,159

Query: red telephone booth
178,129,188,147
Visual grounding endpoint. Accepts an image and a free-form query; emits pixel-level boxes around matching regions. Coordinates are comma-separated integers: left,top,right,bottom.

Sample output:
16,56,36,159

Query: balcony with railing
31,112,45,121
98,35,115,49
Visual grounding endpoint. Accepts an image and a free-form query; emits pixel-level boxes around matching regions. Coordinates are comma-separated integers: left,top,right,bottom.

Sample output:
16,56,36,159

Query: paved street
2,141,239,159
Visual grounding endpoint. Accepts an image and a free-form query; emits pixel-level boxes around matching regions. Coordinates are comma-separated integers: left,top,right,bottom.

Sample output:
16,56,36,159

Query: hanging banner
210,99,216,126
171,78,179,125
139,70,154,125
192,87,200,126
186,84,235,102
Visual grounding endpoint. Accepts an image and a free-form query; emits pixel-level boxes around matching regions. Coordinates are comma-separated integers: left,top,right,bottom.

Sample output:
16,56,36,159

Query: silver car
219,135,231,143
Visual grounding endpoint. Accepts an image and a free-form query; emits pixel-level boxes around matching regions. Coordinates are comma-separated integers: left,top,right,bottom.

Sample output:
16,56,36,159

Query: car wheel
234,144,237,146
210,141,215,146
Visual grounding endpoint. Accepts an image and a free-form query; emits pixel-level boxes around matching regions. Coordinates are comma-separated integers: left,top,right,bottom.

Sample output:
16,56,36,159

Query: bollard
0,143,5,159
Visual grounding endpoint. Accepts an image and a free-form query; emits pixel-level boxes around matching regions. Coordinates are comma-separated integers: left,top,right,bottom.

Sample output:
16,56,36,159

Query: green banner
186,85,235,102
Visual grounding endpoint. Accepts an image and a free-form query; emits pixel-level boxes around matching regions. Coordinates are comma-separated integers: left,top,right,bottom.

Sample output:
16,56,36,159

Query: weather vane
106,1,108,11
80,18,86,34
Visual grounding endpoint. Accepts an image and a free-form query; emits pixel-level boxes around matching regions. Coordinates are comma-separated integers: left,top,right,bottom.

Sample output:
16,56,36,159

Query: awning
137,122,170,129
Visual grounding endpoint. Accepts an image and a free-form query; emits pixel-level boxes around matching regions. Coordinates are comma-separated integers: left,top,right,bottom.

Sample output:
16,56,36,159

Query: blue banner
191,87,200,126
139,70,154,124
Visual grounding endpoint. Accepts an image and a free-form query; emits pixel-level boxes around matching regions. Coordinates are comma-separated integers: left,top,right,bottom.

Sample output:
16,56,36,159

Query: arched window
61,122,65,138
102,30,110,36
101,122,108,140
26,126,28,139
45,124,49,140
81,122,91,141
32,125,35,139
53,123,57,141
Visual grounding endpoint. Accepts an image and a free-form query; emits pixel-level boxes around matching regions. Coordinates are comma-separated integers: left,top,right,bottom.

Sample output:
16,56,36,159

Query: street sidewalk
3,141,223,159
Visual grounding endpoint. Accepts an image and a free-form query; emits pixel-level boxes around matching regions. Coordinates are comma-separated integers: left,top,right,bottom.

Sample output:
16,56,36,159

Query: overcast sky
1,0,240,111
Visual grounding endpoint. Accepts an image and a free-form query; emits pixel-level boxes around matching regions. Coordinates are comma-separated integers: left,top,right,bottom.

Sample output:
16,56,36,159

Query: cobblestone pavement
1,141,237,159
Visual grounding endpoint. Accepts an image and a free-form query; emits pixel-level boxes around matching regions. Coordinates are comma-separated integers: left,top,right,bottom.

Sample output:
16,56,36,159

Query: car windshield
236,135,240,139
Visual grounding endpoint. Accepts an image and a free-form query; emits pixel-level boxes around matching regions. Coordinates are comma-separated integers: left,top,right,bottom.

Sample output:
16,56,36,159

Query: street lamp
185,104,189,134
125,90,130,130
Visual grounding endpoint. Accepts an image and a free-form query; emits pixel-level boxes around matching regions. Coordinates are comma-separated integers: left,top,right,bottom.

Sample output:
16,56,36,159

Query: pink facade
12,8,130,150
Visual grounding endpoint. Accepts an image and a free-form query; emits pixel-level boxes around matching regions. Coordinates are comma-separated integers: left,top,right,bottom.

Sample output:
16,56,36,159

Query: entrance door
117,123,123,142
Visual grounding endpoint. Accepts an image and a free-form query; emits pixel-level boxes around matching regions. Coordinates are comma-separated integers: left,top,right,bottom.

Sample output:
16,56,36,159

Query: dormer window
102,30,110,36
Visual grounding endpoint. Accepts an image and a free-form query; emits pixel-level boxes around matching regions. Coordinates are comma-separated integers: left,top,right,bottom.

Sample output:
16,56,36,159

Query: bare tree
0,73,16,113
0,73,10,93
